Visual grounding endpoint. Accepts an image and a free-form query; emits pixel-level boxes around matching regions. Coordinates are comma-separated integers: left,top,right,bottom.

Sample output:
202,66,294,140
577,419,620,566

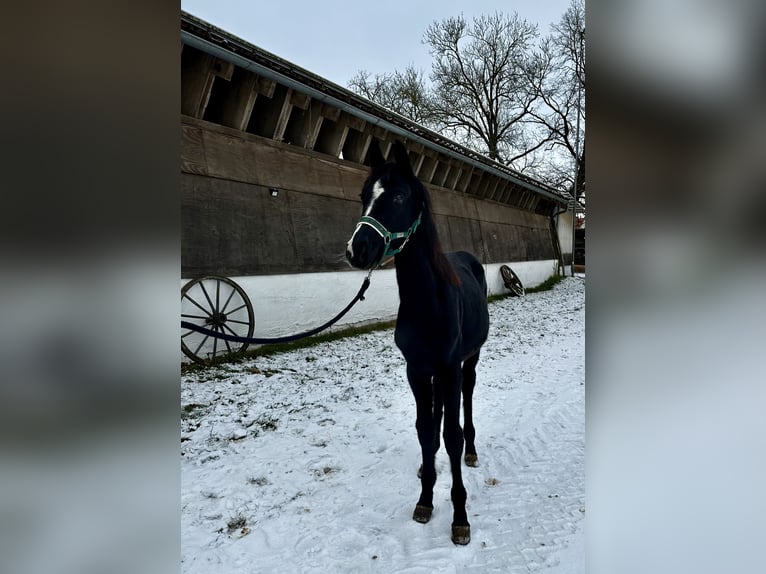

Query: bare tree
348,65,435,126
528,0,585,196
423,12,540,162
346,6,584,197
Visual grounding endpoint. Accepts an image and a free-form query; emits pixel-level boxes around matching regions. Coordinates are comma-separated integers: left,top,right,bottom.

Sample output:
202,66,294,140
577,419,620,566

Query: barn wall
180,259,557,362
182,118,555,278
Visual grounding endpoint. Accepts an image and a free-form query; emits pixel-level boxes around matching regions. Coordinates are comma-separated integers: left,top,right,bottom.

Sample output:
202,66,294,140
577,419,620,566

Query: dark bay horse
346,139,490,545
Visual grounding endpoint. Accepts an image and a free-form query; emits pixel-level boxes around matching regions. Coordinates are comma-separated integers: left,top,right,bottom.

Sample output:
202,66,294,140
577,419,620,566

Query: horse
345,139,490,545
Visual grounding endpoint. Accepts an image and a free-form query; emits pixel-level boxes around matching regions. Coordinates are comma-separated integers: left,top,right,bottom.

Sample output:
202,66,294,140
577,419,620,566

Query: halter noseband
354,211,422,263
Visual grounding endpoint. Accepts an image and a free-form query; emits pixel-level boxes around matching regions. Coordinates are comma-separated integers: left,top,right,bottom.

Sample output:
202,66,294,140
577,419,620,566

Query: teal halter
354,211,422,263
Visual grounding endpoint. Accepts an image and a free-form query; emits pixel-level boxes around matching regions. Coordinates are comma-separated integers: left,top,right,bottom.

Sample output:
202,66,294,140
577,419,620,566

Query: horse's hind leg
462,351,480,467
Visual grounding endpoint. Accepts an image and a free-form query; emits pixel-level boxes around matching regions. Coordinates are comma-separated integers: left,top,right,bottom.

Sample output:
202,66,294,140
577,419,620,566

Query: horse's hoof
464,453,479,467
452,524,471,545
413,504,433,523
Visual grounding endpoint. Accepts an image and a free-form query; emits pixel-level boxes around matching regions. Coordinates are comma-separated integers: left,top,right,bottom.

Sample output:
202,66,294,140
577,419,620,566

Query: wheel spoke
181,313,210,320
225,319,251,326
212,325,218,358
226,302,248,314
199,282,217,313
222,333,232,354
222,323,244,338
183,292,212,316
193,334,210,357
220,287,237,314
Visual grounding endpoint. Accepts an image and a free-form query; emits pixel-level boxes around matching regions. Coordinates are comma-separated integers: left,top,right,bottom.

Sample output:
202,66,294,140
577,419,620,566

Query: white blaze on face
346,179,386,257
364,180,386,216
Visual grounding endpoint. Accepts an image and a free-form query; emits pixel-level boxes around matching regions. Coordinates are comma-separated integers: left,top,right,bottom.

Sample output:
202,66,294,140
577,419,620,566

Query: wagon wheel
500,265,525,297
181,276,255,364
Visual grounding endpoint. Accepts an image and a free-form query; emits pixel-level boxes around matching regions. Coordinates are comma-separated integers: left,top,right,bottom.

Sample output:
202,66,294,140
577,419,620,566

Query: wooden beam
290,91,311,110
342,127,372,164
519,191,531,210
379,138,393,160
246,83,289,138
211,58,234,81
432,158,450,188
255,77,276,98
488,176,505,201
301,100,326,149
320,103,341,122
405,141,426,176
273,88,295,141
181,49,215,118
315,111,351,158
419,152,439,184
369,126,388,142
461,169,480,193
482,173,494,197
507,187,523,208
344,113,365,132
219,68,259,131
451,165,469,191
496,181,512,204
412,154,425,177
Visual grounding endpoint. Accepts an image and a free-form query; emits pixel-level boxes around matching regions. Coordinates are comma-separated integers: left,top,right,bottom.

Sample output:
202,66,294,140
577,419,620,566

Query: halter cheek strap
355,211,422,261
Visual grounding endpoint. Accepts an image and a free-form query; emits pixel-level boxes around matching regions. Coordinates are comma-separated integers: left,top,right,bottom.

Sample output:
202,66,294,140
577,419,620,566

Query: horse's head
346,140,424,270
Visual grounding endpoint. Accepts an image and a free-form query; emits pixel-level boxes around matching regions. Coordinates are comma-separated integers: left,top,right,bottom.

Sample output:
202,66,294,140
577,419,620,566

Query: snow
182,276,584,573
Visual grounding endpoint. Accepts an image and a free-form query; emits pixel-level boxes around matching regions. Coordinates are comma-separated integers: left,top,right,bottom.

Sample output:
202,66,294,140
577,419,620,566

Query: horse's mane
412,178,461,287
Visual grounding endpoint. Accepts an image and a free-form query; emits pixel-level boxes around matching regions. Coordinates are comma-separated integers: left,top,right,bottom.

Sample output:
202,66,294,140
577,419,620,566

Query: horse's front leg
439,362,471,545
408,364,436,524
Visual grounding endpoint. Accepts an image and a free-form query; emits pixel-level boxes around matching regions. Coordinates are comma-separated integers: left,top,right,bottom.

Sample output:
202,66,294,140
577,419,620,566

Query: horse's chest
394,318,459,369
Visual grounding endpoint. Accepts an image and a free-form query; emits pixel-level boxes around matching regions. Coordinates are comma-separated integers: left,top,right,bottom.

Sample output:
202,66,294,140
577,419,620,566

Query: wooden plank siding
179,34,565,279
182,117,555,277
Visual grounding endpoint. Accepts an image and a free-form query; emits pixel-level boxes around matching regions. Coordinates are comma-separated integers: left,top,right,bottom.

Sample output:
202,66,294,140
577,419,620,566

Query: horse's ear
367,138,385,170
392,140,413,177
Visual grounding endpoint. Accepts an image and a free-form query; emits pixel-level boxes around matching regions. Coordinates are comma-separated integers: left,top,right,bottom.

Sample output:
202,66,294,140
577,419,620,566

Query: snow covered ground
182,276,584,573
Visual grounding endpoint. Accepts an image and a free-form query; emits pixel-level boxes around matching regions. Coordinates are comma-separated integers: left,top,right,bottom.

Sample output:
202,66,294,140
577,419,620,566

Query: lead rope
180,269,374,345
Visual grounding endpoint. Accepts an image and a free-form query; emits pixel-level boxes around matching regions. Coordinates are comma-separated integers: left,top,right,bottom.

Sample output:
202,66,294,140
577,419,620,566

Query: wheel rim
181,276,255,364
500,265,525,297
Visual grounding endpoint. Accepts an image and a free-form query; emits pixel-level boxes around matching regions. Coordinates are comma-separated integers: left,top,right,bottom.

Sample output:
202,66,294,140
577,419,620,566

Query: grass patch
525,273,564,293
181,403,205,418
488,273,565,302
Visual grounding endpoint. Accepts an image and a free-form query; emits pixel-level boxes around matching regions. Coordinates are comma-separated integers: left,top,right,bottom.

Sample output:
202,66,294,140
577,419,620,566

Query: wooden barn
180,12,574,361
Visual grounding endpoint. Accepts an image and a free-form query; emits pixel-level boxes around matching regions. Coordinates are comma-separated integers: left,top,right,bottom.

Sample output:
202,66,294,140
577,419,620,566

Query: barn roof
181,11,571,211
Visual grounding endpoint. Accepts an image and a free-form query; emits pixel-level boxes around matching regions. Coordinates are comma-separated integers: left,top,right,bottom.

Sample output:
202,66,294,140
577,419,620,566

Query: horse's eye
393,193,405,205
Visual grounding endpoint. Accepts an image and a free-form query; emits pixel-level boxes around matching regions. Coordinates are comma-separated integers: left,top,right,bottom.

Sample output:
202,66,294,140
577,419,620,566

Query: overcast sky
181,0,572,88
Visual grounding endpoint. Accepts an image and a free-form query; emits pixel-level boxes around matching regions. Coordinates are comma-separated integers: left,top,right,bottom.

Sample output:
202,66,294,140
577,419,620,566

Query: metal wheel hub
206,312,228,327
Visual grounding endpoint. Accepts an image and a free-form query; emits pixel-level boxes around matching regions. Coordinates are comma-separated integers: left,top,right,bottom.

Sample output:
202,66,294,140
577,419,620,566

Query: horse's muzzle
346,228,381,270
